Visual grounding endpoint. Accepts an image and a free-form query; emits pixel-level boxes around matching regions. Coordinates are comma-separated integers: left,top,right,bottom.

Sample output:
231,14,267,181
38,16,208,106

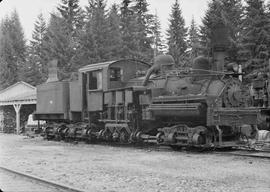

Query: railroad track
0,166,85,192
128,143,270,160
0,144,268,192
213,149,270,160
86,141,270,160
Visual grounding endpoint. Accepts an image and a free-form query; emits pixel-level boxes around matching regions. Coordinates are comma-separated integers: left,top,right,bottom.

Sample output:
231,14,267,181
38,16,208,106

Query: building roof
0,81,36,106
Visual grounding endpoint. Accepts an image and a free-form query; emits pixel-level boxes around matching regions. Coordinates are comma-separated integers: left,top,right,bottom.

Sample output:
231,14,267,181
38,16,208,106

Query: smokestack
211,23,229,72
46,59,59,83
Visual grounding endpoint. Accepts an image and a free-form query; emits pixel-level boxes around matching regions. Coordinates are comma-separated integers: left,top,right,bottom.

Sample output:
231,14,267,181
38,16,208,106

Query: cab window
110,67,122,81
88,71,102,90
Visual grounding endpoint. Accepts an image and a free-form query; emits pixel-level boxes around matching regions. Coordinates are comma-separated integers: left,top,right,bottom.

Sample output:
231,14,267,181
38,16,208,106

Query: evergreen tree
167,0,188,66
199,0,223,56
239,0,270,77
21,51,43,86
85,0,110,62
76,0,99,65
0,10,26,88
187,17,200,61
106,4,123,60
120,0,140,59
44,14,75,79
150,13,164,57
57,0,84,35
0,57,13,90
0,17,17,88
77,24,98,65
30,14,47,59
133,0,153,60
44,1,84,78
26,13,48,84
221,0,243,62
199,0,243,63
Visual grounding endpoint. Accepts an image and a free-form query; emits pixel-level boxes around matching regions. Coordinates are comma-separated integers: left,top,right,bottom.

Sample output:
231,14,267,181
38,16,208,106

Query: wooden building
0,82,36,134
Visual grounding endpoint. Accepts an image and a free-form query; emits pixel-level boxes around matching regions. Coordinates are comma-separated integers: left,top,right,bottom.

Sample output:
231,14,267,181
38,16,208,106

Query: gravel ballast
0,134,269,192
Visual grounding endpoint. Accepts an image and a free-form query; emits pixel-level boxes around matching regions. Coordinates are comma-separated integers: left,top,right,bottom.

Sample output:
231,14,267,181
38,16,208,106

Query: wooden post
13,104,22,134
0,109,4,132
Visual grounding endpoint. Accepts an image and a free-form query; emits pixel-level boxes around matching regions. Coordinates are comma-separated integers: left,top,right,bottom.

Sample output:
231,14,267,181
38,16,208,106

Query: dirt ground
0,134,269,192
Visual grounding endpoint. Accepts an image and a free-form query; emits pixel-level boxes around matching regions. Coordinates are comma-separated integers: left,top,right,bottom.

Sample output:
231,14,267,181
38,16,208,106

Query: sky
0,0,209,41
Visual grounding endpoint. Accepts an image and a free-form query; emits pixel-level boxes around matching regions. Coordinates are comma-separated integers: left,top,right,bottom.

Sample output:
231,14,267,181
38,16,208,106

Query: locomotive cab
78,60,150,120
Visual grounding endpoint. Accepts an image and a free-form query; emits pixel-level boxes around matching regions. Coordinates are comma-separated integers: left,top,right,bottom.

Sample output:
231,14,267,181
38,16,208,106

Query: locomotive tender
34,51,260,149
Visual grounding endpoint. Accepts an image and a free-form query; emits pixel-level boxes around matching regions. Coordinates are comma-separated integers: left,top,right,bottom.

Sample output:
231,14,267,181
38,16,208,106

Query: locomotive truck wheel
129,132,137,142
84,128,93,143
63,128,69,137
112,131,120,142
61,127,68,139
103,130,113,141
135,131,144,142
74,128,83,141
167,132,176,143
54,127,62,141
81,128,88,139
62,128,68,142
53,127,58,135
97,130,104,140
68,127,76,138
44,127,53,140
156,132,164,144
119,130,129,144
192,133,206,145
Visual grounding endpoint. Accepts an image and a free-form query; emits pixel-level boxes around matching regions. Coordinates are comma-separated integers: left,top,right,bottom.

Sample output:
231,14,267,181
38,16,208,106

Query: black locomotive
33,24,262,149
33,53,260,149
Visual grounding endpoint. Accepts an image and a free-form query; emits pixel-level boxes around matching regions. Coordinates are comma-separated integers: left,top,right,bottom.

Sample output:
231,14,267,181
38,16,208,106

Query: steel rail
82,141,270,159
214,151,270,160
0,166,86,192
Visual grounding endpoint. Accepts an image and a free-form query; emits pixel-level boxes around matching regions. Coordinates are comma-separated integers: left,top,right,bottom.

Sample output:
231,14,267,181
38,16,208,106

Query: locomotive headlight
226,62,239,73
232,64,239,72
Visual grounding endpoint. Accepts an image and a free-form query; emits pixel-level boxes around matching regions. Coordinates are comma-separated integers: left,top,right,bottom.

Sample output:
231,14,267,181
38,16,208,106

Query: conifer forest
0,0,270,89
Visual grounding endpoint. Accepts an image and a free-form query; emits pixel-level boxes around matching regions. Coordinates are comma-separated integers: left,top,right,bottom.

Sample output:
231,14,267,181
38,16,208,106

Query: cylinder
149,103,204,118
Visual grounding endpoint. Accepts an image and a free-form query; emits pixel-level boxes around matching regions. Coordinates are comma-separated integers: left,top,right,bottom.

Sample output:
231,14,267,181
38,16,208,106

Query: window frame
87,70,103,91
109,67,122,82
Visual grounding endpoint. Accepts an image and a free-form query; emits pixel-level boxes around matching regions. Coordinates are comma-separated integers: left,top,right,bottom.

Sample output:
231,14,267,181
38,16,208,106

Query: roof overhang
0,99,36,106
0,81,37,106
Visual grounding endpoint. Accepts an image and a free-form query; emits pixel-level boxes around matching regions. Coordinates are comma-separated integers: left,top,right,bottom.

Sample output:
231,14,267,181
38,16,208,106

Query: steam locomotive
33,25,261,149
33,56,260,149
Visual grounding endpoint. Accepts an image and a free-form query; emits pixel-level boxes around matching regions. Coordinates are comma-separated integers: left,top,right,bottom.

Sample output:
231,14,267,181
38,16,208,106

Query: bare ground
0,134,269,192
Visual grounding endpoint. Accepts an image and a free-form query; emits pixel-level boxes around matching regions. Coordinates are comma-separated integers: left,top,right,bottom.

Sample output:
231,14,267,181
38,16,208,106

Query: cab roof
79,59,150,73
